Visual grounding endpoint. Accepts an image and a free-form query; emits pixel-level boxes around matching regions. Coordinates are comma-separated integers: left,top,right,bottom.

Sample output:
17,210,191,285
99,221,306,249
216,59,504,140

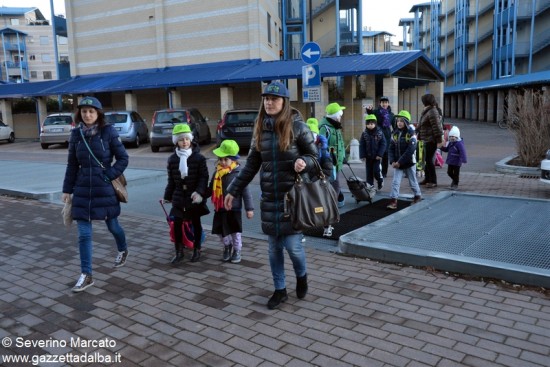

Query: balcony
3,42,26,52
5,61,28,69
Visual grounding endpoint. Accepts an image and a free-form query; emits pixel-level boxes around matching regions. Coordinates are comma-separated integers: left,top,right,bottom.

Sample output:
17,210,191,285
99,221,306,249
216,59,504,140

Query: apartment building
400,0,550,123
0,7,69,83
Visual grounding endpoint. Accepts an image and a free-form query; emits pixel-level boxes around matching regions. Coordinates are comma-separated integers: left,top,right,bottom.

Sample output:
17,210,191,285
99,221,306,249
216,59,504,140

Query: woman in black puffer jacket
224,81,318,310
62,96,129,293
163,123,209,263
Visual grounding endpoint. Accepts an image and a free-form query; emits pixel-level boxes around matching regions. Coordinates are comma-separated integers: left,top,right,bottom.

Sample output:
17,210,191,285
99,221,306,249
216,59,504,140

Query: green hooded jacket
318,116,345,171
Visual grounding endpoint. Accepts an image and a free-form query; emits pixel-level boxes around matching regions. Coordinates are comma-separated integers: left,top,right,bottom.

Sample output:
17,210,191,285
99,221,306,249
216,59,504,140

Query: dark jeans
447,164,461,185
365,158,383,186
381,151,389,177
424,141,438,184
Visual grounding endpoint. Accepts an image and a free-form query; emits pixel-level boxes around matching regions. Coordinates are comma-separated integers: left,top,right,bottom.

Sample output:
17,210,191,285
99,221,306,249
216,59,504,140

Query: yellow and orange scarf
211,161,238,211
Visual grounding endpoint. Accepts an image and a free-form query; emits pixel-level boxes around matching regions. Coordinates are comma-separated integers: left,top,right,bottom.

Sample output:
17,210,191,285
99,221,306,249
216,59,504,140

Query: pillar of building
0,99,13,125
472,94,479,121
478,92,487,122
124,92,138,111
507,89,516,117
365,75,376,103
383,76,399,114
344,76,358,140
450,94,457,119
464,94,472,120
169,89,182,108
219,87,234,118
496,90,505,122
316,80,330,119
427,81,444,111
457,94,464,119
486,91,495,122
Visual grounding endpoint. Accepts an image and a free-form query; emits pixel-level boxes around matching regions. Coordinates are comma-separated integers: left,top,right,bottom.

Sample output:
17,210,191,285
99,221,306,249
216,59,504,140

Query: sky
1,0,420,43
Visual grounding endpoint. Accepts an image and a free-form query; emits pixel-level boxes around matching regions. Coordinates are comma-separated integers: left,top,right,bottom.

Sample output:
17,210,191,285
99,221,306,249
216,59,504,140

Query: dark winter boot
267,288,288,310
190,248,201,262
171,243,184,264
296,274,308,299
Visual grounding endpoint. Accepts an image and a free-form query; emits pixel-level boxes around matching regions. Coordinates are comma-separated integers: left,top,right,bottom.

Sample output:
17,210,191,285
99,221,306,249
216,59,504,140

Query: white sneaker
72,273,94,293
301,234,306,243
323,225,334,237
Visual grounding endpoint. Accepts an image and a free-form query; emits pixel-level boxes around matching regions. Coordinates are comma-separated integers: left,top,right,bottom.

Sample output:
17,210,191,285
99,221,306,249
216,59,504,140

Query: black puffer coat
63,125,129,221
226,113,318,236
164,142,209,219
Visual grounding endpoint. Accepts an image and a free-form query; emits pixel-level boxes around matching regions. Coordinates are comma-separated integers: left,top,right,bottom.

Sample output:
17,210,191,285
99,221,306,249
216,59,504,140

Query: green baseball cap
213,139,240,158
172,124,192,135
395,110,411,124
365,114,377,123
325,102,346,116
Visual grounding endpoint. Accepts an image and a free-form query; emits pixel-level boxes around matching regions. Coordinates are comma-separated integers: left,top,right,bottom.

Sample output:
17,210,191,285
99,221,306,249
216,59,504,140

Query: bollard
348,138,362,163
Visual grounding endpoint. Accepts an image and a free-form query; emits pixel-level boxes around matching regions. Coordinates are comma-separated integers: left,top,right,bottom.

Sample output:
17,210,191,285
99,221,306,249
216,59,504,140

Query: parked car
216,108,257,154
105,111,149,148
541,149,550,185
39,113,74,149
149,108,211,152
0,120,15,143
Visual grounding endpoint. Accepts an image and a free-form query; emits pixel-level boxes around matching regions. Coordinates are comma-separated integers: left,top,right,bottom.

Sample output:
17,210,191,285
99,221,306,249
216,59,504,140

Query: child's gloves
191,192,203,204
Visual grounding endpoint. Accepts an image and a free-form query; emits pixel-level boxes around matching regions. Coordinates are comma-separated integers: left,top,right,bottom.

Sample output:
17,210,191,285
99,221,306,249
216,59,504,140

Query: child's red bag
159,200,194,249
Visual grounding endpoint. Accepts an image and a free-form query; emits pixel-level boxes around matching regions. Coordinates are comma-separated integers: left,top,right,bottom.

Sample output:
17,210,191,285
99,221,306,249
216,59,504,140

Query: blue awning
0,51,444,98
444,70,550,94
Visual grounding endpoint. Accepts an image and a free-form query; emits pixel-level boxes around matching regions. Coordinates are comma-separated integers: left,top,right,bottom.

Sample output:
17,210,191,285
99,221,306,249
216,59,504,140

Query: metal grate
340,193,550,287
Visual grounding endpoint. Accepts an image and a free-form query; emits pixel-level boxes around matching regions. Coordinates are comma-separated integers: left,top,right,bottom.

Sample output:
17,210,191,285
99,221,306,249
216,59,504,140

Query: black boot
267,288,288,310
190,248,201,262
171,243,184,264
296,274,308,299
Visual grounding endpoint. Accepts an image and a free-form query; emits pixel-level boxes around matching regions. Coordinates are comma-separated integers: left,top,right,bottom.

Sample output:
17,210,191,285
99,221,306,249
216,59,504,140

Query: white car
0,120,15,143
541,149,550,184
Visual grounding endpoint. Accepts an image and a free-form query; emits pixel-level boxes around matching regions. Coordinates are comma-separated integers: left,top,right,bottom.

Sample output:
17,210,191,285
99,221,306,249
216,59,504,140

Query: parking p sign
302,65,321,88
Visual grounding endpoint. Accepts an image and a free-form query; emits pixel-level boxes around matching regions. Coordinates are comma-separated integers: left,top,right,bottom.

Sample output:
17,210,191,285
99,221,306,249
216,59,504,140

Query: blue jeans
390,166,422,199
77,218,127,275
268,234,307,290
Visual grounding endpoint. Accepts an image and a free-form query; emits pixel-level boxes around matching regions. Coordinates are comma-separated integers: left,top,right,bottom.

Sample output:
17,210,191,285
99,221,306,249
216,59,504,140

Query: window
30,71,37,78
59,55,69,63
43,71,52,79
29,55,36,61
41,54,51,62
267,13,272,44
10,18,19,25
40,36,49,45
58,36,68,45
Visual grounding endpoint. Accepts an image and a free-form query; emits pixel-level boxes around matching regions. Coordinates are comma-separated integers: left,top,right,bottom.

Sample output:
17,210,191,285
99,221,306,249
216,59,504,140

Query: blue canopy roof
0,51,444,98
444,70,550,93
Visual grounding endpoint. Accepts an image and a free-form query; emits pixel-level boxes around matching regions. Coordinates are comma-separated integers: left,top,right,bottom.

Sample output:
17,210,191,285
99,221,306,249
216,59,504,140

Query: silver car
40,113,74,149
105,111,149,148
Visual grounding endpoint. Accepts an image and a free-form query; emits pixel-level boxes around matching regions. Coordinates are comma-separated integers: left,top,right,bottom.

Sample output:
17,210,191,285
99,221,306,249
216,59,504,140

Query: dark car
216,108,257,153
105,110,149,148
149,108,211,152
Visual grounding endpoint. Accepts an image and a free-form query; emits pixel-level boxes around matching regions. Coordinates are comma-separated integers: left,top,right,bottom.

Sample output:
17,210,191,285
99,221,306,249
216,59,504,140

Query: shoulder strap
79,128,105,169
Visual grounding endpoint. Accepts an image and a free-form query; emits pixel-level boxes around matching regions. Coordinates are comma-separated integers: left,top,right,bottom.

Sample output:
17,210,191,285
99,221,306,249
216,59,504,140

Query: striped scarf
211,161,238,211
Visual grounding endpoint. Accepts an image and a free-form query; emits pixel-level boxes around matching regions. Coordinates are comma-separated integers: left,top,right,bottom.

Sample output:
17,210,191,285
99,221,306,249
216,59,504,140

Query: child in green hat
163,123,210,263
359,114,387,190
208,140,254,263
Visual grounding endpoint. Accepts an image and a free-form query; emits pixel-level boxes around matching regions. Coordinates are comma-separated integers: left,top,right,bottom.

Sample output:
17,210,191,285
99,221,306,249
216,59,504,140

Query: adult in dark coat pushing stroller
224,81,318,310
163,123,209,263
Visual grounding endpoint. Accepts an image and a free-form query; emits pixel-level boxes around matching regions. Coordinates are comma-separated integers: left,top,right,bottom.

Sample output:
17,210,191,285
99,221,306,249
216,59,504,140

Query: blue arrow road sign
301,42,321,64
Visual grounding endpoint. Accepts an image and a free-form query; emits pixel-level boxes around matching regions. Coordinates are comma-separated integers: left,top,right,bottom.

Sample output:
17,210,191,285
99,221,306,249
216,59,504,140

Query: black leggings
447,165,461,185
424,141,438,184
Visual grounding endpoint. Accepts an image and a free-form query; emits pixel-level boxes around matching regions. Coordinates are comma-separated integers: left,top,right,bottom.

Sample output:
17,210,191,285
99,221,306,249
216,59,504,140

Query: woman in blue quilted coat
62,96,129,293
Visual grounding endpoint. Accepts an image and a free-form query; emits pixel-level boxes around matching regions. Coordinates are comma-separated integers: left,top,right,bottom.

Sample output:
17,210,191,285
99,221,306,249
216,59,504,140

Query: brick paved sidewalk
1,196,549,366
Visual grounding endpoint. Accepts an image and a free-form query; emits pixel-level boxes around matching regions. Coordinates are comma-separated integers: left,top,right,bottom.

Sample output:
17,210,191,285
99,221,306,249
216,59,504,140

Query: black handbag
285,157,340,230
